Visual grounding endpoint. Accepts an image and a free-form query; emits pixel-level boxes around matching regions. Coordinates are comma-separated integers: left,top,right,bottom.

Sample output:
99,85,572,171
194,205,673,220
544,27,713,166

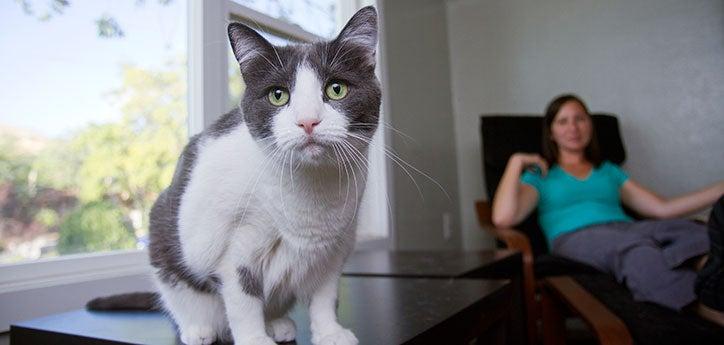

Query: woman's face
551,101,592,154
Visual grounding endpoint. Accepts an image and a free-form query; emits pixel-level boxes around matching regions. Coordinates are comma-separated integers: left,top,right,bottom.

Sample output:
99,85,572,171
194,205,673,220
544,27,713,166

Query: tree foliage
2,61,187,259
66,61,187,235
57,201,136,255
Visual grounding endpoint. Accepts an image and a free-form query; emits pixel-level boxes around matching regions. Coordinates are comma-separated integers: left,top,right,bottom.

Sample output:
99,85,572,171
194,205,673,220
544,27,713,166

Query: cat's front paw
312,328,358,345
179,324,217,345
266,316,297,342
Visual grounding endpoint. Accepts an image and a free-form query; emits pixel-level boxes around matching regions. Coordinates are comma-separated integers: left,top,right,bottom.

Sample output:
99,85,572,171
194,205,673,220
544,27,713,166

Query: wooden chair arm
543,276,632,345
475,200,533,258
475,199,537,344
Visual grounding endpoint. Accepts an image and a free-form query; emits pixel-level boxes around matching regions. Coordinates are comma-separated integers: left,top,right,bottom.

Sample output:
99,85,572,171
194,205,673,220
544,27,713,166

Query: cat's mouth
298,139,326,156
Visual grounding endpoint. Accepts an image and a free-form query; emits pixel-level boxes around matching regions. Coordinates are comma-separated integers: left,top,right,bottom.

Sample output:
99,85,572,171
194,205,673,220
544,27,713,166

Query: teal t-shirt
520,161,632,246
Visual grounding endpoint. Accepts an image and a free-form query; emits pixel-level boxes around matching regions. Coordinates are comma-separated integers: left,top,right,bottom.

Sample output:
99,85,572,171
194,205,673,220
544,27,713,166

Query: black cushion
480,114,626,256
573,274,724,345
534,254,600,277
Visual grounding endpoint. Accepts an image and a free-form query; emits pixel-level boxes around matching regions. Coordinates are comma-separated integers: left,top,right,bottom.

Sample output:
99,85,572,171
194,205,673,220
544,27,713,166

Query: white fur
154,277,228,345
157,62,367,345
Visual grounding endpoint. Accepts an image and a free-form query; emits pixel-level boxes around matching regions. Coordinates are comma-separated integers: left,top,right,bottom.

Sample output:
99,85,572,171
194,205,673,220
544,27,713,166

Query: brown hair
541,94,602,167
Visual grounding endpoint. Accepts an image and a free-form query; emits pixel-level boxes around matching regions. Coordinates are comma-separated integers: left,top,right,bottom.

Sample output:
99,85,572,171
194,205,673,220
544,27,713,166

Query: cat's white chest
251,152,365,242
263,239,344,296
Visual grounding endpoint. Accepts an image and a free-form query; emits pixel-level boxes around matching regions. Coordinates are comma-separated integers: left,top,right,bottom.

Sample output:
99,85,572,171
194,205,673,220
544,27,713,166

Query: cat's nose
297,118,321,135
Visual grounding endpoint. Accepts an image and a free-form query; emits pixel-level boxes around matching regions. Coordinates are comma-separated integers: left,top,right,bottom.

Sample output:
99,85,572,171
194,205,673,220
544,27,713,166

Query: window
0,0,188,265
231,0,339,39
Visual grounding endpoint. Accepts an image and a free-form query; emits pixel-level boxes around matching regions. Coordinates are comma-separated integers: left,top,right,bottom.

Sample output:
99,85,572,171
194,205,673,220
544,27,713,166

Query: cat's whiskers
289,148,295,189
349,121,417,144
340,139,373,224
278,150,293,232
338,136,394,225
336,142,360,223
346,132,451,202
338,147,361,224
346,133,424,200
330,142,344,197
331,143,351,214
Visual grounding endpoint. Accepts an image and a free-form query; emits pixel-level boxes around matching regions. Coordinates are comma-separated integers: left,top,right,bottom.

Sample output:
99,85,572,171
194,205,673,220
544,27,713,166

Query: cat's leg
265,294,297,342
266,316,297,342
217,238,276,345
155,278,226,345
309,270,358,345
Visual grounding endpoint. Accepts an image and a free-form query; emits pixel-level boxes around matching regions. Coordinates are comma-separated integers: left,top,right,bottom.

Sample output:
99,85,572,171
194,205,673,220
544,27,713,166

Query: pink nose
297,119,321,135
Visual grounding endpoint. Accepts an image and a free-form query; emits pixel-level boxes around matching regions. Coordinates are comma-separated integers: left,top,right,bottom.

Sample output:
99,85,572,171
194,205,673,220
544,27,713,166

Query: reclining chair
475,114,724,345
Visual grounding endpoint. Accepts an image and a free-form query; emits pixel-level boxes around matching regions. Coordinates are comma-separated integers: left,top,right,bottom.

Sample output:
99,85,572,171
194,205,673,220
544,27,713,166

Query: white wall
380,0,461,250
445,0,724,249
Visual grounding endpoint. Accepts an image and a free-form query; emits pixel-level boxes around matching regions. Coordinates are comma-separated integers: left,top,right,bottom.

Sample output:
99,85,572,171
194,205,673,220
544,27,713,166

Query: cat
88,6,380,345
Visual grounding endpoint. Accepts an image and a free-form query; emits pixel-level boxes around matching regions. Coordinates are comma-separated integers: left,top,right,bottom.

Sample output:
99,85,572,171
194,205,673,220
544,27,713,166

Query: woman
491,94,724,324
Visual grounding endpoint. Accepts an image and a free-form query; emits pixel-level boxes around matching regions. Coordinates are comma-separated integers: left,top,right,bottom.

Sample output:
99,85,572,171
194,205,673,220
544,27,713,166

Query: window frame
0,0,389,332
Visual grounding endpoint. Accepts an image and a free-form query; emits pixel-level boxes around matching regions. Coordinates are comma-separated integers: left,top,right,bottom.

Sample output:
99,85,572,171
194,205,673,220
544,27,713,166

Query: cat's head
228,6,380,167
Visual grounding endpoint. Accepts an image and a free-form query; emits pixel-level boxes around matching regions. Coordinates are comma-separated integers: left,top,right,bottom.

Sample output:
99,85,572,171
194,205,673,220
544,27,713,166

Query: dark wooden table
343,249,525,345
343,249,521,279
11,276,511,345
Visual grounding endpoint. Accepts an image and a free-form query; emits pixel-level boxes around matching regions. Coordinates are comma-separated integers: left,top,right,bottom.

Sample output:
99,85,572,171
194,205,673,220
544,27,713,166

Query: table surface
342,249,520,279
12,276,511,345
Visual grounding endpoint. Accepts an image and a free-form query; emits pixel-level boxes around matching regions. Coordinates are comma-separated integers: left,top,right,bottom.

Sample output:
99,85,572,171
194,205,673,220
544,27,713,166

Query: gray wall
381,0,461,250
445,0,724,249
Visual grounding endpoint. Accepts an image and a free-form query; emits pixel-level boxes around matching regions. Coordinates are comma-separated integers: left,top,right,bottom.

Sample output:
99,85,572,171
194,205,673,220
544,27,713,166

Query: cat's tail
86,292,161,311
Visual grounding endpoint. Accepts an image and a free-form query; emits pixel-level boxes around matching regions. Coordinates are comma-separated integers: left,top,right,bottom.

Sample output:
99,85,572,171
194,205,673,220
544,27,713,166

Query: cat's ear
334,6,378,65
228,22,275,70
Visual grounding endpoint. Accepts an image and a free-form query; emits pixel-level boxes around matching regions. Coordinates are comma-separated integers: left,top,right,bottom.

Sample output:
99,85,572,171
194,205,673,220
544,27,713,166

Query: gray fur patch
238,266,263,298
148,135,220,294
208,107,244,138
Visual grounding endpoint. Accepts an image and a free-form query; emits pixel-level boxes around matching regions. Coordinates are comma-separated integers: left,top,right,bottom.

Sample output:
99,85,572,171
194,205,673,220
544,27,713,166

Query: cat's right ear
228,22,274,71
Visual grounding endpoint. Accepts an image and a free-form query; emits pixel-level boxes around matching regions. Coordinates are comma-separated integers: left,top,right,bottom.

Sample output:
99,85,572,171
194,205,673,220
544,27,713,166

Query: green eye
325,81,348,100
268,87,289,106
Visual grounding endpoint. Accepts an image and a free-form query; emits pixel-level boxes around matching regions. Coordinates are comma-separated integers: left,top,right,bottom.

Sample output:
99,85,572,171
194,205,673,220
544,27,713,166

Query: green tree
57,201,135,255
66,61,187,236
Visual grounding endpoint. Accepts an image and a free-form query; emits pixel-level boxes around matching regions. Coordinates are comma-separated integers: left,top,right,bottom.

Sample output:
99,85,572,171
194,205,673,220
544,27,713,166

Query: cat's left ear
228,22,276,71
334,6,378,66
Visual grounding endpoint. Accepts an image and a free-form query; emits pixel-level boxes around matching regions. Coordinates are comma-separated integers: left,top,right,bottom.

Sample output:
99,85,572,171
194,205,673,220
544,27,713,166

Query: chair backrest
480,113,626,256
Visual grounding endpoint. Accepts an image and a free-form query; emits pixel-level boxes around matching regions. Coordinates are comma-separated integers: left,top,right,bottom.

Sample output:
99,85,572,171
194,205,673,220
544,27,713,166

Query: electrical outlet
442,212,452,240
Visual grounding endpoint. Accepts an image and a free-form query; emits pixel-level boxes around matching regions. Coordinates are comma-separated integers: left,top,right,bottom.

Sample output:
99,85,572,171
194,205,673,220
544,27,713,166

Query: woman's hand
511,153,549,176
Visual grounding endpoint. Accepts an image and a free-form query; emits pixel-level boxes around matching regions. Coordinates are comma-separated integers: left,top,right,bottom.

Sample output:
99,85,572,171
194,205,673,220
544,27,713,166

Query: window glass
0,0,188,264
231,0,339,39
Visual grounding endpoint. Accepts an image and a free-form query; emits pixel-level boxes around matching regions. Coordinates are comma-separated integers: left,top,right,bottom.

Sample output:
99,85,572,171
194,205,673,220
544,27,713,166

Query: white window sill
0,250,154,332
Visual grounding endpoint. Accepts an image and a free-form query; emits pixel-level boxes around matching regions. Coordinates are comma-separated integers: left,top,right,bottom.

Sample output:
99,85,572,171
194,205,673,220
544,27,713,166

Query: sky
0,0,188,138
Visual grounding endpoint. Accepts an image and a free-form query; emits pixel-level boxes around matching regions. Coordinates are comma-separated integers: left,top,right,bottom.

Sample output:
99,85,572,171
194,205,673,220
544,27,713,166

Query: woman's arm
621,179,724,219
492,153,546,227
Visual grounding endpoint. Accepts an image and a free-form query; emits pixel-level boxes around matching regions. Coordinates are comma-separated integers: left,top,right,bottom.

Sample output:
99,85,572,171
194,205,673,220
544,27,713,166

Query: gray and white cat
147,7,379,345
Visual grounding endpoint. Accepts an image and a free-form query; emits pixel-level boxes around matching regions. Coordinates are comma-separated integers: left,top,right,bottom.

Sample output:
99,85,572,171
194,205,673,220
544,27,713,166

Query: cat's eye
268,87,290,106
325,81,348,100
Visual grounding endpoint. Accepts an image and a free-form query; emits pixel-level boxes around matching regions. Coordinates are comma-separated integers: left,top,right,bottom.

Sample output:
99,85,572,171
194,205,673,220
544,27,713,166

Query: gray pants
551,219,709,310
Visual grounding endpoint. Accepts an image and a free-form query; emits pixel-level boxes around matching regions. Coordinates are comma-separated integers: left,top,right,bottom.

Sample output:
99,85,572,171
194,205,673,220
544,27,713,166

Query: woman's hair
541,93,602,167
